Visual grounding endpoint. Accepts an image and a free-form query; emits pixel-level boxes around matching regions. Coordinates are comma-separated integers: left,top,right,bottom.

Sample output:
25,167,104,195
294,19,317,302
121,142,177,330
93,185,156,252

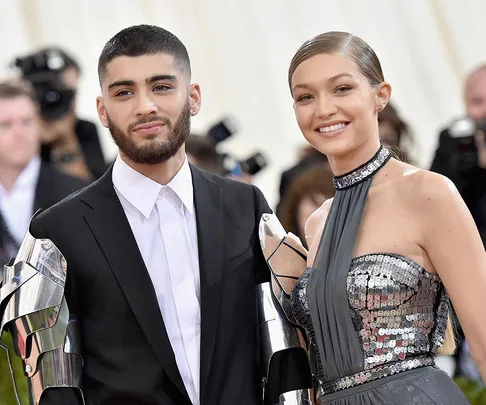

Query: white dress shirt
0,156,41,245
112,155,201,405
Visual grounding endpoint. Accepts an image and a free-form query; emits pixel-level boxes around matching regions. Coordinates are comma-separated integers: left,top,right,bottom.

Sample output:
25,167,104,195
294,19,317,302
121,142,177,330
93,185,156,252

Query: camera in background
443,117,486,173
12,48,75,121
189,117,269,177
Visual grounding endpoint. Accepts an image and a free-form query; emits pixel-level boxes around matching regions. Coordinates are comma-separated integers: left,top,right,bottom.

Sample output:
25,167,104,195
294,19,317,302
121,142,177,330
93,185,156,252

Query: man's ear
96,96,109,128
188,83,202,116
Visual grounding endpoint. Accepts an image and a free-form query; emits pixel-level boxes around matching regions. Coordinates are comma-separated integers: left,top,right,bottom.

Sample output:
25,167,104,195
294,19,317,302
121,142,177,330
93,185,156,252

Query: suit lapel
191,167,225,402
81,169,190,402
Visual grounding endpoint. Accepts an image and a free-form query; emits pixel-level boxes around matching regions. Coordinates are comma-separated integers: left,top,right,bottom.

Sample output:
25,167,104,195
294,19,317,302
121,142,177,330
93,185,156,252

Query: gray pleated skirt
318,367,470,404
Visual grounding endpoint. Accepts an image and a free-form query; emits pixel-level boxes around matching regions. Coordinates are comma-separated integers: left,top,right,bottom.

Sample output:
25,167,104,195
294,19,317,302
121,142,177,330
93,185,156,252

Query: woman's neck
327,138,382,176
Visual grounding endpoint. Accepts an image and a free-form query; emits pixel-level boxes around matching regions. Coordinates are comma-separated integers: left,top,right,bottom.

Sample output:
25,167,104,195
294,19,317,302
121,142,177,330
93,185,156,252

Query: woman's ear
375,81,392,112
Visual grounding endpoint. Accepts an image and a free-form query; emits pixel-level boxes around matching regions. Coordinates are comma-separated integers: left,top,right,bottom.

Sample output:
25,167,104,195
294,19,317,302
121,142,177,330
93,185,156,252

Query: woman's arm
420,172,486,379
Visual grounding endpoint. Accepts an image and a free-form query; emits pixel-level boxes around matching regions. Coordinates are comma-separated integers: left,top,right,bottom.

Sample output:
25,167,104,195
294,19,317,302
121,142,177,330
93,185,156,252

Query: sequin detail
348,253,446,370
291,253,449,392
290,267,325,382
318,355,434,395
333,146,391,190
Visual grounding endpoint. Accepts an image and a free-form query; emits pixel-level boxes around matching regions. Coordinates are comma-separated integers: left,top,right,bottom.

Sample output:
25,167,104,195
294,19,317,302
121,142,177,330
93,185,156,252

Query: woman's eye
297,94,313,102
335,86,352,94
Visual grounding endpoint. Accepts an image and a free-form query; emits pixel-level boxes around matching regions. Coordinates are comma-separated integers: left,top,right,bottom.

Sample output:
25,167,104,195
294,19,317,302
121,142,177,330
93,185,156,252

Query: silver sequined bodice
291,252,449,385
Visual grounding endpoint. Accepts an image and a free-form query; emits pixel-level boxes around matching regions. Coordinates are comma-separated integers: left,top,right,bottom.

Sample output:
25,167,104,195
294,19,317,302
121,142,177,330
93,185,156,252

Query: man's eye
154,85,171,91
115,90,133,97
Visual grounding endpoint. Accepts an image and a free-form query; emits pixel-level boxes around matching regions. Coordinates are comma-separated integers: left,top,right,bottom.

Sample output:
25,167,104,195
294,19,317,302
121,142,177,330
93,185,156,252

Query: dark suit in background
0,162,88,266
31,165,273,405
430,129,486,245
41,118,109,180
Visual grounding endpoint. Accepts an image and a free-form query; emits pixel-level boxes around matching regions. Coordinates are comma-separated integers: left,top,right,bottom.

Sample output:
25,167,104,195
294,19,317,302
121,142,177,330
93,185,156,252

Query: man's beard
108,102,191,165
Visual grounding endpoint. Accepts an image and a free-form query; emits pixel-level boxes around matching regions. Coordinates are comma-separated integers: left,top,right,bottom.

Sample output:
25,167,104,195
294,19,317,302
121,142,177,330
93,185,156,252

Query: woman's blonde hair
438,310,456,355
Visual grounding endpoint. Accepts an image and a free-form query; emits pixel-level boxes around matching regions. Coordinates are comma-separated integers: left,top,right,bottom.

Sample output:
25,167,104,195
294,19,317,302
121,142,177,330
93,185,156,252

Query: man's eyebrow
107,75,178,91
146,74,178,84
108,80,135,91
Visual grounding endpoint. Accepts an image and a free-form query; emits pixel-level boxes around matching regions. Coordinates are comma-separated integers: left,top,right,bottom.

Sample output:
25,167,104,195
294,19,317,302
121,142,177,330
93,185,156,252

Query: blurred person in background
0,78,88,266
0,78,88,404
279,162,335,248
13,47,108,181
378,102,415,164
186,133,256,184
276,144,328,217
185,133,225,175
431,64,486,245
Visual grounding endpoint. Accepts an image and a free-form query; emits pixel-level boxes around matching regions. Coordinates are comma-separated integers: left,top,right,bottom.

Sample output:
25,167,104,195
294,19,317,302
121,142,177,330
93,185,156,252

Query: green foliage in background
0,332,29,405
454,377,486,405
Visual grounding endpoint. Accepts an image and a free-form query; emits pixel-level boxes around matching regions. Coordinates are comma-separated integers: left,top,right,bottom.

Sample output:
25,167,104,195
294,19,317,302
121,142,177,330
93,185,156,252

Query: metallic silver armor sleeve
0,229,85,405
258,213,313,405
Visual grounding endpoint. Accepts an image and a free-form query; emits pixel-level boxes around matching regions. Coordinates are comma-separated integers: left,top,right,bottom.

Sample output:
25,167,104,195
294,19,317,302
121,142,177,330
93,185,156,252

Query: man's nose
135,94,158,116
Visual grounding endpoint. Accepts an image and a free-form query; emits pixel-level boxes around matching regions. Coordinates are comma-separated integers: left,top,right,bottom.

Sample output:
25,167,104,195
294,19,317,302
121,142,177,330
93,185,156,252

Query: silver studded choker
333,146,391,190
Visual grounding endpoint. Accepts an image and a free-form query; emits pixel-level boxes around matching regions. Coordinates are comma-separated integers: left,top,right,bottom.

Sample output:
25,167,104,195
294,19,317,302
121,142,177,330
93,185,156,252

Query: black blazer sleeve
252,185,272,285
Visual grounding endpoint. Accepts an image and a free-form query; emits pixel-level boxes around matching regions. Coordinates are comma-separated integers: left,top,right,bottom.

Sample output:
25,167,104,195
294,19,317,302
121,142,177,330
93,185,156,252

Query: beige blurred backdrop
0,0,485,207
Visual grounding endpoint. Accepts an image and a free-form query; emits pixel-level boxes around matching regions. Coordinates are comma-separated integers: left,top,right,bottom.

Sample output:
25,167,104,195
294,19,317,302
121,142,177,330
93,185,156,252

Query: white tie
156,187,200,405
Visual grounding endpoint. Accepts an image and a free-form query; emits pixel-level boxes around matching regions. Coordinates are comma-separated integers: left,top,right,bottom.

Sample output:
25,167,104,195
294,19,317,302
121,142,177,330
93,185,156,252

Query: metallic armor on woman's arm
258,213,313,405
0,229,84,405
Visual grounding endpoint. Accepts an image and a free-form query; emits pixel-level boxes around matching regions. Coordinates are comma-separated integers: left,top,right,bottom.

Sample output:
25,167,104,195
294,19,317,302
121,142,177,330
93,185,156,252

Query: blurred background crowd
1,0,486,402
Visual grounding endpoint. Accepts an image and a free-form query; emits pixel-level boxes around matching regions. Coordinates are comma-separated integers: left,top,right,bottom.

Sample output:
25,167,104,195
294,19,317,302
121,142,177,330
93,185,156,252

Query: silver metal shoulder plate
258,213,313,405
0,228,85,405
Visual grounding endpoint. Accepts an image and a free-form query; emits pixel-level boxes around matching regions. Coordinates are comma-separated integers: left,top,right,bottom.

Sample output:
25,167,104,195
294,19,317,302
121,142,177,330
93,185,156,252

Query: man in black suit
0,78,88,266
30,25,274,405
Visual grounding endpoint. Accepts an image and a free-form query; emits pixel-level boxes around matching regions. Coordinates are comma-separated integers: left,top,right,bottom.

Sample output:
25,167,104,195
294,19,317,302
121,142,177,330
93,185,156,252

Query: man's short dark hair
98,24,191,82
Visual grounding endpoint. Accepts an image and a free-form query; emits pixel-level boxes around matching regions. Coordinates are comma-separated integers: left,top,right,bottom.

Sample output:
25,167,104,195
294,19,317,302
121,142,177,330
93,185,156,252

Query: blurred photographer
186,118,268,184
12,47,107,181
185,134,225,175
431,64,486,244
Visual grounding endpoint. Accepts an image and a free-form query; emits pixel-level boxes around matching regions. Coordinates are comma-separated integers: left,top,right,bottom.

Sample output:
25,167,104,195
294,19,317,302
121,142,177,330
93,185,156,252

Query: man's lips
133,122,165,135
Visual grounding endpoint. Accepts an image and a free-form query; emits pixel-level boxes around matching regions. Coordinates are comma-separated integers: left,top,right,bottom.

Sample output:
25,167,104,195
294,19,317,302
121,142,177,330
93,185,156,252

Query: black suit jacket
31,165,272,405
430,129,486,245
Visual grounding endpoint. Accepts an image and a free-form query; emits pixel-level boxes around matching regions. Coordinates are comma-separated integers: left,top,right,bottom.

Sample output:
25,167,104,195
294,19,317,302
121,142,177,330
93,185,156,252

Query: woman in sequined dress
287,31,486,404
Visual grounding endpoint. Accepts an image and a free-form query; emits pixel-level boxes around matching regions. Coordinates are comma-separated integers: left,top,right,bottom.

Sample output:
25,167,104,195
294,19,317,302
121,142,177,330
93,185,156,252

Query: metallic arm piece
0,229,85,405
258,213,313,405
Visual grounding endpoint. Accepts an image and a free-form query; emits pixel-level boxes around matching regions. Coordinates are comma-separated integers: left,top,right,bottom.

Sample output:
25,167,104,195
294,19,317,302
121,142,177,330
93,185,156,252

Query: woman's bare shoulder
395,164,459,210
